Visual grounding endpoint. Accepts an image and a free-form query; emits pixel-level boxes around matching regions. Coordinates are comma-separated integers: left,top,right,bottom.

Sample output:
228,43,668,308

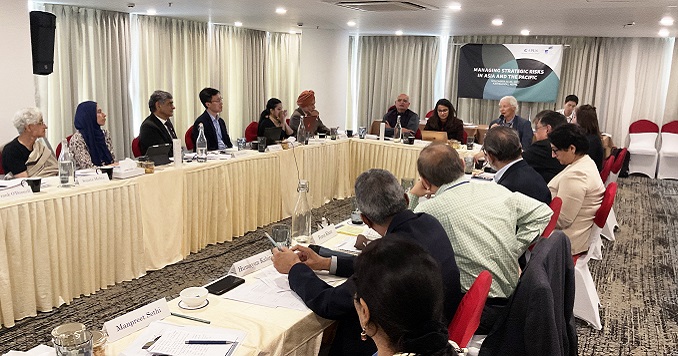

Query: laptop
421,130,448,143
264,127,283,145
145,143,171,166
301,116,321,136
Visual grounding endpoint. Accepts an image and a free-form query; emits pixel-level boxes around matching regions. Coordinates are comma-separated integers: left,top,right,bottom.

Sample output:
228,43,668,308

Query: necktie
164,120,177,139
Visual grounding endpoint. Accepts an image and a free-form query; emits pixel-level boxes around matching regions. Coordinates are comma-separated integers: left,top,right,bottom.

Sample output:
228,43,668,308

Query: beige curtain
662,40,678,125
36,4,133,158
211,25,267,138
350,36,439,128
132,15,208,144
266,33,302,116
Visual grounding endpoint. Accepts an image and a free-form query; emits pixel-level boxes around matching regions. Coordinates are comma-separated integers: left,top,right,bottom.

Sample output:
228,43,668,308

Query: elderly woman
353,235,456,356
257,97,293,142
548,124,605,255
424,98,464,141
68,101,115,169
1,107,58,178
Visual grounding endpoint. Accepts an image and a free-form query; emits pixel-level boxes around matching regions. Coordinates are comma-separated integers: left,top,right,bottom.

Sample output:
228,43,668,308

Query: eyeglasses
551,147,561,154
210,99,223,103
535,125,547,131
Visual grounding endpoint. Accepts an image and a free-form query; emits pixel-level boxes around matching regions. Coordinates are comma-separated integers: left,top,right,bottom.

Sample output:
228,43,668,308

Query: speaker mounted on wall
29,11,57,76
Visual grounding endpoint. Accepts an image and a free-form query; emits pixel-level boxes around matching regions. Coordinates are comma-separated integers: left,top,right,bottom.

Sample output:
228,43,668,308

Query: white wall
0,1,37,145
299,29,350,130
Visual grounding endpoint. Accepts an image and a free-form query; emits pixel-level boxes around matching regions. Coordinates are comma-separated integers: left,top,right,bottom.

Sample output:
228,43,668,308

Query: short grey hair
148,90,173,113
483,126,522,162
13,107,43,134
500,95,518,109
417,144,464,187
354,169,407,225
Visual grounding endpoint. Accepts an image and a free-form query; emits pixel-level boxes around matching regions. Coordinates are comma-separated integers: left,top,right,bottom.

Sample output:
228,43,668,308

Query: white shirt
493,158,523,183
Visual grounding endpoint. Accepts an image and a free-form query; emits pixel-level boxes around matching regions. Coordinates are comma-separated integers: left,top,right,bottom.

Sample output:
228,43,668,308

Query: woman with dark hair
547,124,605,255
257,98,293,141
352,235,455,356
575,104,604,171
424,99,464,141
69,101,115,169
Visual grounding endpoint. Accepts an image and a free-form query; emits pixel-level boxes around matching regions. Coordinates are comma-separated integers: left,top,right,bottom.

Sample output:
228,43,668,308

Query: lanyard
439,180,469,195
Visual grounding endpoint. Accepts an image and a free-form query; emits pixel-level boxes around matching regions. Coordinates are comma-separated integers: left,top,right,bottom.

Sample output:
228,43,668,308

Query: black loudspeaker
29,11,57,75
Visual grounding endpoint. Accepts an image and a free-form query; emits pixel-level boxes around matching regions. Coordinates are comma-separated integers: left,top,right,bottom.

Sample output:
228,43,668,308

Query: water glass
330,127,338,140
237,137,247,151
358,126,367,139
466,136,475,150
271,224,291,248
257,136,267,152
464,155,474,174
52,323,93,356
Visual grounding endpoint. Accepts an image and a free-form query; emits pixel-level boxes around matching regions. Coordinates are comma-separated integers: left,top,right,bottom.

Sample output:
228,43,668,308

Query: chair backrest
55,134,74,158
462,129,468,143
593,182,617,228
185,126,194,151
628,132,658,149
661,120,678,134
425,109,434,119
132,137,142,158
600,155,615,183
448,270,492,348
369,120,382,135
610,148,627,175
629,119,659,134
542,197,563,237
245,121,258,142
414,128,422,140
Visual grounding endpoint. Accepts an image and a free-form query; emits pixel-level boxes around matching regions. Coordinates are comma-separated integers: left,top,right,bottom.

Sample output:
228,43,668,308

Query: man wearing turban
290,90,330,139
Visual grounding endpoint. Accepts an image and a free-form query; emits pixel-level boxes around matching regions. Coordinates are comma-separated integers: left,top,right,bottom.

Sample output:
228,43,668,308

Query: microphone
308,245,355,258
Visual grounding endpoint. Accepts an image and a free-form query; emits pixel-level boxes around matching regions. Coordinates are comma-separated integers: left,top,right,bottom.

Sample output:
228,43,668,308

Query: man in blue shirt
191,87,232,150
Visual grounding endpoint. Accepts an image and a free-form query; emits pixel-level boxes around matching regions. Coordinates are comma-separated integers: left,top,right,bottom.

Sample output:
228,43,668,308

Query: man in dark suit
522,110,567,183
271,169,461,356
138,90,177,155
484,126,551,204
489,95,534,149
191,87,232,151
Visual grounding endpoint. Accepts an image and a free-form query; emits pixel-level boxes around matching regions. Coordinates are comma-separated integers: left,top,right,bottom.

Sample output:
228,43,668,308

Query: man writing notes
408,144,552,334
382,94,420,137
489,95,534,149
191,87,232,150
139,90,177,155
271,169,461,356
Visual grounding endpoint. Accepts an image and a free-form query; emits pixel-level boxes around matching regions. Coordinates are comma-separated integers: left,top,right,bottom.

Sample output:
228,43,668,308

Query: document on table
334,227,381,254
223,266,308,311
148,329,235,356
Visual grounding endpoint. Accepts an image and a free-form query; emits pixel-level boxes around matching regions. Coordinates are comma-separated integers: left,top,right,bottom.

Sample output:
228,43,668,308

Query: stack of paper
223,266,309,311
3,345,54,356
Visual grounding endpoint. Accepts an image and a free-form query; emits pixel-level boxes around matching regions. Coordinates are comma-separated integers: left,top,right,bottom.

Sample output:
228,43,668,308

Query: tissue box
113,167,145,179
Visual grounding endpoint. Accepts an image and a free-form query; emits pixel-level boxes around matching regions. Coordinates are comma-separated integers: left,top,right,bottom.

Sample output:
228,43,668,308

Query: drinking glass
358,127,367,139
466,136,475,150
271,224,291,248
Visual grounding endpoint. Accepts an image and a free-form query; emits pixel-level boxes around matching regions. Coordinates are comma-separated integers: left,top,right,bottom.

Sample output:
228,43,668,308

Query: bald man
382,94,420,137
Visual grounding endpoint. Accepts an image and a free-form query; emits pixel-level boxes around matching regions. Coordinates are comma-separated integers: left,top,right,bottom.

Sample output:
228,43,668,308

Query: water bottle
196,123,207,163
394,115,402,143
297,117,307,145
291,180,312,244
58,139,75,187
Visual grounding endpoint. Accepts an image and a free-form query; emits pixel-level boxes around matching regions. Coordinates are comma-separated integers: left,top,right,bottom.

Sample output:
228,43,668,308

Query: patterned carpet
1,178,677,355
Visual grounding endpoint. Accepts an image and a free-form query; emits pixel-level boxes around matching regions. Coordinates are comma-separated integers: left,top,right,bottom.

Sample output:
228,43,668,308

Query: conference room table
0,137,460,329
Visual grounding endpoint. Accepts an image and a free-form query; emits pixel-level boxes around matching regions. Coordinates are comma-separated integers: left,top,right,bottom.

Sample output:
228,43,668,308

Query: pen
185,340,235,345
170,312,211,324
264,232,282,251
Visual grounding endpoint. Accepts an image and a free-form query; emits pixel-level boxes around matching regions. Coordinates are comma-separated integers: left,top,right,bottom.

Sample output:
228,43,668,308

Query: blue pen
264,232,283,251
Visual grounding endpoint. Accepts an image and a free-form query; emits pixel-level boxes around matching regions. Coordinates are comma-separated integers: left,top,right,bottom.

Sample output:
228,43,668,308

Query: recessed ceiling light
347,21,356,27
395,30,404,36
234,21,243,27
276,7,287,14
660,16,674,26
146,9,157,15
521,29,530,36
669,5,677,8
492,18,503,26
659,28,670,37
448,4,462,11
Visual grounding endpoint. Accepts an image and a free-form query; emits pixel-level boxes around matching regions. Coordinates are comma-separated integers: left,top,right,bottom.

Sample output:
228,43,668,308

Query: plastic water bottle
394,115,402,143
297,117,307,145
196,123,207,163
291,180,312,244
58,139,75,187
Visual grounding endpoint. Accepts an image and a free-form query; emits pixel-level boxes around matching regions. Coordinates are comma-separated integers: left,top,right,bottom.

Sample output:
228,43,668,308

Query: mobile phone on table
205,275,245,295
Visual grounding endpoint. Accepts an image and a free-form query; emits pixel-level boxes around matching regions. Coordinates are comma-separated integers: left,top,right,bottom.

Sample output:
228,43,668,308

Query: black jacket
138,114,175,155
523,139,565,184
497,160,552,204
191,111,233,151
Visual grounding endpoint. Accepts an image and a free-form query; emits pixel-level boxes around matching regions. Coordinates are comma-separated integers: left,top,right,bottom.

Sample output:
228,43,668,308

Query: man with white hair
489,95,534,149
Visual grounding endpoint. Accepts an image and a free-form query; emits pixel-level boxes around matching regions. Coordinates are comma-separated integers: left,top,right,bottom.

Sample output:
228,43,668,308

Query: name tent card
103,298,170,342
266,145,284,153
230,151,249,159
76,174,109,187
0,183,33,200
312,224,337,245
228,250,273,277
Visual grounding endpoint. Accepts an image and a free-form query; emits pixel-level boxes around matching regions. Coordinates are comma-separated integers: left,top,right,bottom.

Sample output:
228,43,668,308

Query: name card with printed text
0,184,33,200
266,145,283,153
230,151,250,159
103,298,170,342
312,224,338,245
228,250,273,277
76,174,110,187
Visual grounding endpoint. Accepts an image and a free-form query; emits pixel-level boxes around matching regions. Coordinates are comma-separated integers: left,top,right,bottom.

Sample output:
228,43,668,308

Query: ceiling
35,0,678,37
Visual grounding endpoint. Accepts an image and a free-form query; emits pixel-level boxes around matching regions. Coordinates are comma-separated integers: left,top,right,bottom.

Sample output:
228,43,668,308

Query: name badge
228,250,273,277
76,174,109,186
312,224,337,245
266,145,283,153
103,298,170,342
0,183,33,200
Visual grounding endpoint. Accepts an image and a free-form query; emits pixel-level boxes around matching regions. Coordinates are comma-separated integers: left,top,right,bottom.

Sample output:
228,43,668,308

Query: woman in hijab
68,101,115,169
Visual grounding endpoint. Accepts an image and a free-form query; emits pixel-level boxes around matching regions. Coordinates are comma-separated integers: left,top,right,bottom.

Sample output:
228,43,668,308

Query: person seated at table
424,98,464,141
257,98,293,141
548,124,605,255
489,95,533,149
352,236,457,356
289,90,330,137
271,168,461,356
2,107,58,178
382,94,419,137
408,144,551,333
68,101,115,169
191,87,233,151
558,94,578,124
575,104,604,171
522,110,567,184
483,126,551,204
139,90,177,155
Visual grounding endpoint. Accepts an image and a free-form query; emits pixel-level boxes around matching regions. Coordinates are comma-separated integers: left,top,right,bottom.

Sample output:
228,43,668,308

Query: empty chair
600,155,614,184
587,182,617,261
448,270,492,348
244,121,258,142
602,148,627,240
657,121,678,180
131,136,142,158
627,119,659,178
606,147,628,185
185,126,194,151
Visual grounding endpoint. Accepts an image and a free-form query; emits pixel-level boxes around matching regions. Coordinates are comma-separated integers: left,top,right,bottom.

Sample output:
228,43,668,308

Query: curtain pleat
266,33,302,117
